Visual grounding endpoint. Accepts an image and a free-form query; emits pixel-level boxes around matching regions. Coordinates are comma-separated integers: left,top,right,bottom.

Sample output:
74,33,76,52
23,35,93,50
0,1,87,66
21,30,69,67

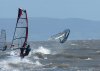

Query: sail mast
22,9,28,48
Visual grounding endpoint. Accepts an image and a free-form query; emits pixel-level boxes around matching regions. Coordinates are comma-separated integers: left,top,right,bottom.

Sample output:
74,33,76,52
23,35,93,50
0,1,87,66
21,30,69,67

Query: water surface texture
0,40,100,71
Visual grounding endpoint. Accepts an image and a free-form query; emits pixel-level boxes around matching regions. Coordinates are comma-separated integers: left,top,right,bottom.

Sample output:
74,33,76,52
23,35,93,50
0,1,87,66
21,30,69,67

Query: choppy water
0,40,100,71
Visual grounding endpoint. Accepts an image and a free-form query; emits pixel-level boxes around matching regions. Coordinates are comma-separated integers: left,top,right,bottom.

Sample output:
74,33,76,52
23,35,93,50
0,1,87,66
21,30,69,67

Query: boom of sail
49,29,70,43
11,8,28,49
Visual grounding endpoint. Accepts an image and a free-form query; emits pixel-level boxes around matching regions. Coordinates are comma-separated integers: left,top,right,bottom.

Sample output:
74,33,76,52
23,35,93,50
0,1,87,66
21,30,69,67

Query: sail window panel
0,30,6,49
14,28,26,39
17,19,27,27
13,37,25,48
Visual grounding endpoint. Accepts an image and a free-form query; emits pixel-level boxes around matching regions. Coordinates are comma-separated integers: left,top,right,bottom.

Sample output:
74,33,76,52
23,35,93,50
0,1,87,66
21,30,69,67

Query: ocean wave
32,46,51,54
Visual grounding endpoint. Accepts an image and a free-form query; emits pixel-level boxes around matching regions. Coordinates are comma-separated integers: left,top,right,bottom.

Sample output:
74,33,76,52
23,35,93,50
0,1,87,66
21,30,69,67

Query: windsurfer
20,44,31,58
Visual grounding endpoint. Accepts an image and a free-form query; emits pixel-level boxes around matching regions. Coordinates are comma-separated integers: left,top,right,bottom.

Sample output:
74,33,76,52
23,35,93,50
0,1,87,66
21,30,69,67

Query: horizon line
0,17,100,22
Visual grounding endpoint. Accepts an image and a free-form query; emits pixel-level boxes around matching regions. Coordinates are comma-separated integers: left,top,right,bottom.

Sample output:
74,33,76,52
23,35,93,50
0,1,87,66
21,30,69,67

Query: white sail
0,29,6,50
11,8,28,49
49,29,70,43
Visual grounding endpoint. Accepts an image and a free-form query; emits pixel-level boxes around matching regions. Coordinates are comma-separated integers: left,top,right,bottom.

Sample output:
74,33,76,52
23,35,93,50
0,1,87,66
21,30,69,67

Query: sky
0,0,100,41
0,0,100,20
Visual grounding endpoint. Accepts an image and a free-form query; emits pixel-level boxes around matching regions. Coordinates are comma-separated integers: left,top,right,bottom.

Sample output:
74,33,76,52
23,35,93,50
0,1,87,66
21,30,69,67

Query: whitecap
35,60,43,66
71,43,77,46
96,51,100,53
85,58,92,60
33,46,51,54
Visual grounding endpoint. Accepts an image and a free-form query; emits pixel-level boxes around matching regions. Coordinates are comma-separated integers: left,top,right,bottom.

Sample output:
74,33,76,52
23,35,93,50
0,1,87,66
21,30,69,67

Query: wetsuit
20,48,25,58
20,45,31,58
24,45,31,56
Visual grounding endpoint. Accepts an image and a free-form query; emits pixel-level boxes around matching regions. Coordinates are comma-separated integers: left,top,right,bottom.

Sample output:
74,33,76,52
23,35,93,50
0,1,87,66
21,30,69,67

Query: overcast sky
0,0,100,20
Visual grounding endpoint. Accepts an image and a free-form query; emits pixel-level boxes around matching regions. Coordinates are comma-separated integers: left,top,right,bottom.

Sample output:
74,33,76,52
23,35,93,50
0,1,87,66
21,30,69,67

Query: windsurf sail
11,8,28,49
49,29,70,43
0,29,6,50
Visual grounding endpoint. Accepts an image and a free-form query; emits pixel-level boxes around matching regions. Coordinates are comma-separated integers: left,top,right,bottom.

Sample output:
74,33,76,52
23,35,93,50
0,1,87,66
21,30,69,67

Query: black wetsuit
20,45,31,58
24,45,31,56
20,48,25,58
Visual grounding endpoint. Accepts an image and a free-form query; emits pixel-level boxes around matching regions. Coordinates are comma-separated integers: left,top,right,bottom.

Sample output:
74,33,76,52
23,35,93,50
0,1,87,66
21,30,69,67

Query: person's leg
20,48,25,57
24,48,31,56
24,51,29,56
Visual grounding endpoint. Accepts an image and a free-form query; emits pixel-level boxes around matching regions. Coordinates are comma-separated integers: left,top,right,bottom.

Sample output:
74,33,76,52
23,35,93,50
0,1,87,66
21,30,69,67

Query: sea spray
33,46,51,54
35,60,42,66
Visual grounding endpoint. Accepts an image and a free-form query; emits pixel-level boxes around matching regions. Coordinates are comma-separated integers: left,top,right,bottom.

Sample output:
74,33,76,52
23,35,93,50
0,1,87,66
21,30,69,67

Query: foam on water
35,60,42,66
84,58,92,60
0,58,44,71
33,46,51,54
33,56,40,59
71,43,78,46
0,59,20,71
96,51,100,53
0,50,34,71
10,51,19,56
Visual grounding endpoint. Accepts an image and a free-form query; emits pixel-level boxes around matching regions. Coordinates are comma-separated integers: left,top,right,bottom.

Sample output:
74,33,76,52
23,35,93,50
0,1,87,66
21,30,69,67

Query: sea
0,40,100,71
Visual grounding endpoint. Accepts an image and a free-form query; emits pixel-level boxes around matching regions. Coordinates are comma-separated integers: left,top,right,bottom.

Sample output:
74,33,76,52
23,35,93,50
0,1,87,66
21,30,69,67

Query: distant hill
0,18,100,41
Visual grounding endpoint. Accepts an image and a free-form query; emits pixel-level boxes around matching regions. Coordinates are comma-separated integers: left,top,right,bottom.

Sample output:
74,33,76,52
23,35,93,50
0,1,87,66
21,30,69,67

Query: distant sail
49,29,70,43
0,29,6,50
11,8,28,49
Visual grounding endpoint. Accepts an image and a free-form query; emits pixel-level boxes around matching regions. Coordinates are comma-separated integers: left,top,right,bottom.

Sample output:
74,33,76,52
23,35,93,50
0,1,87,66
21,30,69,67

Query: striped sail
0,30,6,50
49,29,70,43
11,8,28,49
